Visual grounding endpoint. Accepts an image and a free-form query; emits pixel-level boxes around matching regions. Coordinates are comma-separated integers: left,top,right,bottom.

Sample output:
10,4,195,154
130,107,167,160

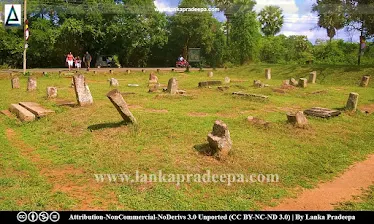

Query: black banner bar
3,211,373,223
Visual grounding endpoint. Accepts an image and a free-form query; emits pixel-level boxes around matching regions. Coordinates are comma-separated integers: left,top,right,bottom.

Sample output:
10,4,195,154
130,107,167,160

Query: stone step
19,102,55,118
9,104,36,122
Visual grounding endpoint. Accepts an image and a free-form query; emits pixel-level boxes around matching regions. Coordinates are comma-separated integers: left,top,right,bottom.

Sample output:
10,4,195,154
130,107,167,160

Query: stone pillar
265,68,271,80
309,71,317,84
149,73,158,83
299,78,308,88
107,89,137,124
109,78,119,87
346,92,359,111
208,71,213,77
224,77,230,84
47,87,57,98
27,77,37,91
167,77,178,95
73,74,93,106
11,77,20,89
207,120,232,158
360,75,370,87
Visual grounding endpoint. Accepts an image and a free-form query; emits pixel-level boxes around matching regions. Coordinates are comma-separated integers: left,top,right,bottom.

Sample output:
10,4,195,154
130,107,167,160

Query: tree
258,5,284,37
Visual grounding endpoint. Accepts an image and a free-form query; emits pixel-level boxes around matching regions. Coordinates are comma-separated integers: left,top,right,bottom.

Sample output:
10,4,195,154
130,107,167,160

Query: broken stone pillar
11,77,20,89
106,89,137,124
309,71,317,84
224,77,230,84
167,77,178,95
265,68,271,80
47,87,57,98
27,77,37,91
73,74,93,106
299,78,308,88
253,80,264,88
149,72,158,83
346,92,359,111
126,70,130,74
207,71,213,77
360,75,370,87
148,83,160,93
109,78,119,87
290,78,298,86
207,120,232,158
287,111,308,128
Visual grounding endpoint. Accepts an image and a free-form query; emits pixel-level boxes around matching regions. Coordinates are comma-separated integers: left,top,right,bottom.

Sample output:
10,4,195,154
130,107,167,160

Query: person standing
75,56,82,70
66,52,74,71
84,51,92,71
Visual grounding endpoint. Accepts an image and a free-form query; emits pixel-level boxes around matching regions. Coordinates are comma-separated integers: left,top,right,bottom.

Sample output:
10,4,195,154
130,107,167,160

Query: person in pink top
66,52,74,71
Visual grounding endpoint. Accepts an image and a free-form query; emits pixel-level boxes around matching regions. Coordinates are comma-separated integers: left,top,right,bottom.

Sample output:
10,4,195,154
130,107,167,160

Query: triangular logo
6,5,19,25
4,4,21,27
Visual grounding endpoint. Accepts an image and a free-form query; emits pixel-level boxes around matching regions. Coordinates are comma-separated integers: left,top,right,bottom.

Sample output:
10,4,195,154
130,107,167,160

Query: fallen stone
27,77,37,91
198,81,222,87
207,120,232,158
247,116,270,127
232,92,269,100
1,110,14,118
217,86,229,91
253,80,264,88
109,78,119,87
283,80,290,86
177,90,186,95
346,92,359,111
11,77,20,89
55,100,76,107
167,77,178,94
304,107,341,118
299,78,308,88
148,83,160,93
107,89,137,124
9,104,36,122
224,77,230,84
287,111,308,127
360,75,370,87
149,72,158,83
265,68,271,80
290,78,298,87
309,71,317,84
128,84,139,87
19,102,55,118
47,87,57,98
73,74,94,106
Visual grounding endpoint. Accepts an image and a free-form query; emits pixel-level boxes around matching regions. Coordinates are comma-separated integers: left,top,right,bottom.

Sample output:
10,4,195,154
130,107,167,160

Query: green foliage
258,5,284,37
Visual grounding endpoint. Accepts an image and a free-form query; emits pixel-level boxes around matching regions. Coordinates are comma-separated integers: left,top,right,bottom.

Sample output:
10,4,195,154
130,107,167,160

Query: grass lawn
335,185,374,211
0,64,373,210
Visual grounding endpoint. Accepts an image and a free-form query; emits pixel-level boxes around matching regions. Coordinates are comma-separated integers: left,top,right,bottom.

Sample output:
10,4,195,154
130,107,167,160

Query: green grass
0,64,374,210
335,185,374,211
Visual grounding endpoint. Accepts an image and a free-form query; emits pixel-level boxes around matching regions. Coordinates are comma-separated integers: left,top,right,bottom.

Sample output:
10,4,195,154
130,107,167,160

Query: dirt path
264,155,374,211
5,128,122,210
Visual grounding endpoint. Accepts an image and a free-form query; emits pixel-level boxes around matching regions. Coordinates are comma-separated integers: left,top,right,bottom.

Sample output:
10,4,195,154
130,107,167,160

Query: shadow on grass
193,143,214,156
88,121,128,131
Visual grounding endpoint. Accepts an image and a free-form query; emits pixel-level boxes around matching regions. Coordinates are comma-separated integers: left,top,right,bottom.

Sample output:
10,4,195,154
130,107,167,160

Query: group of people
66,52,92,71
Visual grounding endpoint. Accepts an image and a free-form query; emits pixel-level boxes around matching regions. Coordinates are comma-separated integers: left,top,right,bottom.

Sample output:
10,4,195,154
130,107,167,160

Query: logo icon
28,211,38,222
50,211,60,222
16,212,28,222
39,212,49,222
4,4,21,27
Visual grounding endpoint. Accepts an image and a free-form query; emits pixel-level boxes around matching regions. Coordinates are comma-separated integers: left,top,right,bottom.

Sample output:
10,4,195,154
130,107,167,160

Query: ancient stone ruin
346,92,359,111
149,72,158,83
109,78,119,87
207,120,232,158
299,78,308,88
73,74,93,106
207,71,213,77
106,89,137,124
289,78,298,87
167,77,178,94
224,77,231,84
265,68,271,80
198,80,222,87
9,104,36,122
287,111,308,128
304,107,341,118
27,77,37,91
360,75,370,87
11,77,20,89
309,71,317,84
47,87,57,98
